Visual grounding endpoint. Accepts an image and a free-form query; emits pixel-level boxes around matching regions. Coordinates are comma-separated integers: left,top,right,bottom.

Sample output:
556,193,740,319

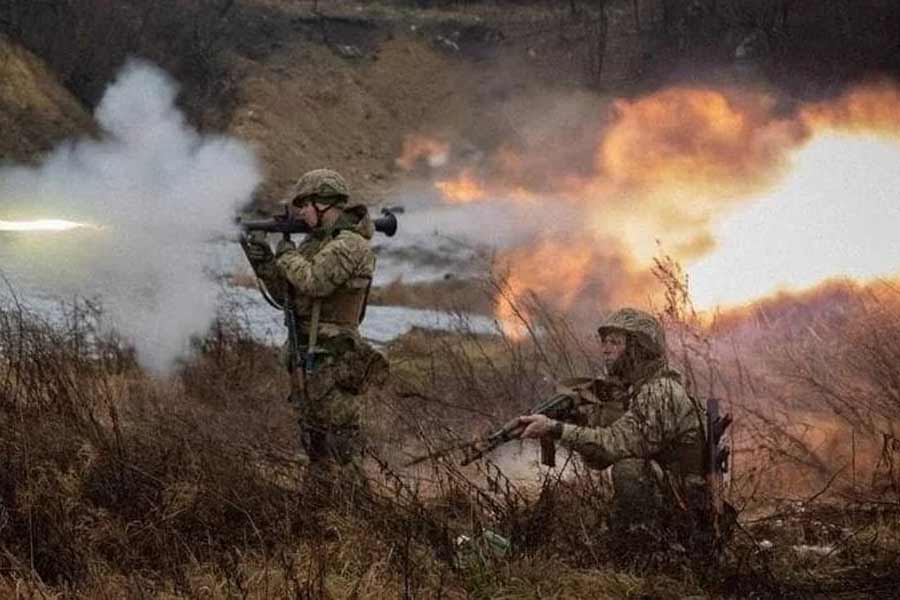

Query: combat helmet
289,168,350,205
597,308,666,358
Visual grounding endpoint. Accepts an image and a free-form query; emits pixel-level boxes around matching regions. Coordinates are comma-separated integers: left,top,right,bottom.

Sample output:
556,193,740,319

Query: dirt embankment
0,0,570,204
0,35,94,163
229,36,465,203
224,5,557,204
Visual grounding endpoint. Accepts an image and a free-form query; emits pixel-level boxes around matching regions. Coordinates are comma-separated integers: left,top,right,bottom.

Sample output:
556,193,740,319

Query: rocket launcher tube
239,206,399,238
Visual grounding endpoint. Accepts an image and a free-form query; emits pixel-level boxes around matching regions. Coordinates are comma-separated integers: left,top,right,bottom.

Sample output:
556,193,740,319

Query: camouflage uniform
245,169,388,495
559,309,709,553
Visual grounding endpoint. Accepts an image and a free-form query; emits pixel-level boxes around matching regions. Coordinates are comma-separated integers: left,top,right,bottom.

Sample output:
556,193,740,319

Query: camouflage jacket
559,368,706,475
255,204,376,343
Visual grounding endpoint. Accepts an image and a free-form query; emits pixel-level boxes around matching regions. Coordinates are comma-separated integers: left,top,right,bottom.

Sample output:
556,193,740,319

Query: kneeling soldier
518,308,719,558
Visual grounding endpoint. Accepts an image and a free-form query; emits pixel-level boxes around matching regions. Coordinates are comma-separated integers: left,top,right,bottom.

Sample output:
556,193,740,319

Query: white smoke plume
0,60,261,373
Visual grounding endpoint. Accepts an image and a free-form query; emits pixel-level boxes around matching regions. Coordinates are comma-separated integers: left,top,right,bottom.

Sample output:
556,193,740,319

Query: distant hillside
0,35,94,164
1,0,898,201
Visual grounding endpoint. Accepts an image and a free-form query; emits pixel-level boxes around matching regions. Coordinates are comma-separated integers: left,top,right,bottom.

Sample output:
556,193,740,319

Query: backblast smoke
0,60,261,373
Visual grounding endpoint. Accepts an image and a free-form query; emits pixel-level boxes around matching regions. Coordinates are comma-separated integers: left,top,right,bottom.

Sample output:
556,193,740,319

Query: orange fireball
415,82,900,323
395,133,450,170
435,169,488,204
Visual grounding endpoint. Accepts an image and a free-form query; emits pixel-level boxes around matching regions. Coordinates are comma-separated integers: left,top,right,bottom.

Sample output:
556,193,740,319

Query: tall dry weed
758,283,900,501
0,295,305,585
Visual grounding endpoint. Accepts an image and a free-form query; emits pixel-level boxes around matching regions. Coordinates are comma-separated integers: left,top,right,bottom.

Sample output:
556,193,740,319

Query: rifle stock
705,398,733,542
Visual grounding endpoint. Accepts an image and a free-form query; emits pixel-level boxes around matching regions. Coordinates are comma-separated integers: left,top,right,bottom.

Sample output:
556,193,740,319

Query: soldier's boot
299,425,332,510
324,424,370,508
300,422,369,511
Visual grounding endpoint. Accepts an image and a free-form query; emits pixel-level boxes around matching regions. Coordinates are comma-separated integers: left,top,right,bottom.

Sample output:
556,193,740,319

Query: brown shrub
750,284,900,501
369,277,494,314
0,300,306,584
2,272,900,596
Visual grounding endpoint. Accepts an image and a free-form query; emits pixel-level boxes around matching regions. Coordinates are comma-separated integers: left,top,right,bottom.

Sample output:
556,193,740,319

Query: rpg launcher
240,205,401,240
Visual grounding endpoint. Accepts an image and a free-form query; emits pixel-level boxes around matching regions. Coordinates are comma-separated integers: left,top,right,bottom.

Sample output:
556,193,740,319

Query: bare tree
585,1,610,85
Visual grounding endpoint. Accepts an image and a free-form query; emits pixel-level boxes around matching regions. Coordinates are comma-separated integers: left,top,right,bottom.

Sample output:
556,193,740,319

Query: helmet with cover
289,168,350,206
597,307,665,358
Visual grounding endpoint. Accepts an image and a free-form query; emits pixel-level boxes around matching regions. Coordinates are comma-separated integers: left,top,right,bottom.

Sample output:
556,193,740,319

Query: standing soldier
241,168,388,500
517,308,727,559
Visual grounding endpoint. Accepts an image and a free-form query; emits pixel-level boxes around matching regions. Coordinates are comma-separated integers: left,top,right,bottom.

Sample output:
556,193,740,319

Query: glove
275,237,297,258
241,235,274,264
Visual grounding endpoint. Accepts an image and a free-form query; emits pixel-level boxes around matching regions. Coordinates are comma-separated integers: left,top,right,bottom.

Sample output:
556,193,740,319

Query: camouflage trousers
289,342,387,506
608,459,723,559
291,366,364,500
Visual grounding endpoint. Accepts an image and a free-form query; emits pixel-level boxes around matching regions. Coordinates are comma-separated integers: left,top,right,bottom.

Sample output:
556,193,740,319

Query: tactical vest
655,425,705,477
290,224,373,330
317,276,371,326
557,376,627,428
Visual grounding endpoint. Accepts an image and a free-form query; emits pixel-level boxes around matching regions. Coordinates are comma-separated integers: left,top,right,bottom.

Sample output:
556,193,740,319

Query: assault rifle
405,377,624,468
240,205,400,239
460,391,578,468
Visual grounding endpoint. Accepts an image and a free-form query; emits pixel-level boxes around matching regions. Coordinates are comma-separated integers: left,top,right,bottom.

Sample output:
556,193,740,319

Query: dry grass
2,269,900,598
369,277,495,315
0,291,690,598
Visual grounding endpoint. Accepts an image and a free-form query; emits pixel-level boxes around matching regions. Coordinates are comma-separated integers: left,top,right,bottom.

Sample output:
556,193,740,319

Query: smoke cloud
0,60,261,373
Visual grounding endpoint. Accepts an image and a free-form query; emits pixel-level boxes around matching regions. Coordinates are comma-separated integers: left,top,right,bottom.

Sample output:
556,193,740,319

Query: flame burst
496,240,596,339
435,168,488,204
495,237,654,338
689,133,900,309
396,133,450,170
418,82,900,322
0,219,95,232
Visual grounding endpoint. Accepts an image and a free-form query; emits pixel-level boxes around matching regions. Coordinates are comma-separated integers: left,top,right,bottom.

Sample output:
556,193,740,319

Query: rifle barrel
459,392,579,466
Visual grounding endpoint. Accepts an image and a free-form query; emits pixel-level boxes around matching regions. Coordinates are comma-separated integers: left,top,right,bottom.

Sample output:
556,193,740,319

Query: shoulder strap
357,276,372,324
305,299,322,375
